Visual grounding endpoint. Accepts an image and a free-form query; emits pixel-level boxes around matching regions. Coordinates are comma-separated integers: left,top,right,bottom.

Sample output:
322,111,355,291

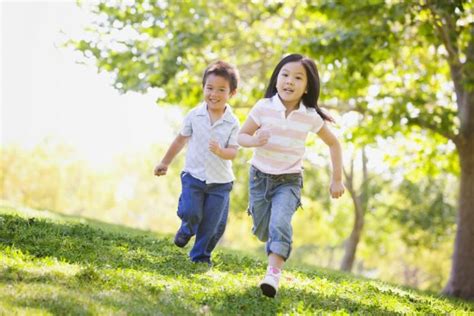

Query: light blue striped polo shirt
180,102,240,184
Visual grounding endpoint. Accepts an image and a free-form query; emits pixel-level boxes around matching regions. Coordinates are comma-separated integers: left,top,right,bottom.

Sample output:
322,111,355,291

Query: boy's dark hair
264,53,331,121
202,61,239,92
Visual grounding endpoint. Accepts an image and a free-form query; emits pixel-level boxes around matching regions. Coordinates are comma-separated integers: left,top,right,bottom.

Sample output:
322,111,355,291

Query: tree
302,1,473,299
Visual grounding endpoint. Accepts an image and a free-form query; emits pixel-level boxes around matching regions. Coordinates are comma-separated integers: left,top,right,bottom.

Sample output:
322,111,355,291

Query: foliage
72,1,298,111
1,206,473,315
390,178,456,248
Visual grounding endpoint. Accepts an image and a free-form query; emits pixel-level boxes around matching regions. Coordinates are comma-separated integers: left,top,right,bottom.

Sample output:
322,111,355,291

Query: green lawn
0,205,472,315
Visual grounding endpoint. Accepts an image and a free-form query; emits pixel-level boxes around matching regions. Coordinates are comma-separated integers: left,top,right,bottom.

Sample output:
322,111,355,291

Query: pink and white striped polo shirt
249,94,325,175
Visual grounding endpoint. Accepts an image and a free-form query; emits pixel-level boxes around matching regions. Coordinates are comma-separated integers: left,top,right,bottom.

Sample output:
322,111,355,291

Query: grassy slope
0,205,472,315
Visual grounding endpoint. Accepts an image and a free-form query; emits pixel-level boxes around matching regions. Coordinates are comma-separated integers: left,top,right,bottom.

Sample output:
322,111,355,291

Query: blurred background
2,0,472,295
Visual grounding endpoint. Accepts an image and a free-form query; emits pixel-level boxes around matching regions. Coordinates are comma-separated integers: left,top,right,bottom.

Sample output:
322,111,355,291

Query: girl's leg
260,179,302,297
268,253,284,270
261,253,284,298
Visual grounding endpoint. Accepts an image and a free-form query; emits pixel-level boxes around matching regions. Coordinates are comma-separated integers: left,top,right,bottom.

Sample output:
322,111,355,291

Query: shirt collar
271,94,306,113
196,102,234,122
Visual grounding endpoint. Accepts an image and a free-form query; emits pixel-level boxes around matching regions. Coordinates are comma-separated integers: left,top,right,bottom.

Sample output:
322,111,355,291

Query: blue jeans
177,172,233,263
248,166,302,260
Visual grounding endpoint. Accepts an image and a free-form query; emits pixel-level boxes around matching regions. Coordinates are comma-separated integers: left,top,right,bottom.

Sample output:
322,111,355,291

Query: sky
1,1,182,166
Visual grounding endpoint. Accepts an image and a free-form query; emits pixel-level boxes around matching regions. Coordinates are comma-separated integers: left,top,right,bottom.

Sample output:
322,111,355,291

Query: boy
154,61,240,265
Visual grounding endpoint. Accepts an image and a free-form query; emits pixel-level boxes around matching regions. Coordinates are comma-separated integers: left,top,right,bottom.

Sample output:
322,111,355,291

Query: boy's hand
330,181,345,199
209,139,222,156
154,162,168,176
253,128,271,147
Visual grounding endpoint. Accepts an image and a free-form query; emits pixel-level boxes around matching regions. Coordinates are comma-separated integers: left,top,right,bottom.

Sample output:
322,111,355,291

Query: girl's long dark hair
264,53,332,122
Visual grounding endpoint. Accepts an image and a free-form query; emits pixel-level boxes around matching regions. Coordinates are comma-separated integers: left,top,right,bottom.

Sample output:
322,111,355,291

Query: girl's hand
330,181,345,199
253,129,271,147
154,163,168,176
209,139,222,156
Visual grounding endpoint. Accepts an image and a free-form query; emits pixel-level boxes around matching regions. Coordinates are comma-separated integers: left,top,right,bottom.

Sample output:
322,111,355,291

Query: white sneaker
259,267,281,298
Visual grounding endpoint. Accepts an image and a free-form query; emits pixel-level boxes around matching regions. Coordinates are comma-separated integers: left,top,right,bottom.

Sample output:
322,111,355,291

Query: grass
0,205,473,315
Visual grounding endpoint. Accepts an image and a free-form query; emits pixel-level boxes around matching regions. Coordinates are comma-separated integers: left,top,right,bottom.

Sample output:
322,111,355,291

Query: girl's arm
317,124,345,198
209,143,238,160
237,117,270,147
154,134,189,176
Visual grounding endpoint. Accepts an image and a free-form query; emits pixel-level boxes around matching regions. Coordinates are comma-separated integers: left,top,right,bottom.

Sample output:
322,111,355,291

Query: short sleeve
312,113,324,133
227,121,240,147
248,100,265,126
180,111,193,136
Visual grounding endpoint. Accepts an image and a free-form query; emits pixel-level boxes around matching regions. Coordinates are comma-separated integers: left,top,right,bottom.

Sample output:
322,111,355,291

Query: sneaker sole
174,240,187,248
260,283,276,298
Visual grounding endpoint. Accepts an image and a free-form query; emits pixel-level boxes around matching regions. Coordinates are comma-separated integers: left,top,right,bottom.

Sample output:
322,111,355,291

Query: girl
237,53,345,297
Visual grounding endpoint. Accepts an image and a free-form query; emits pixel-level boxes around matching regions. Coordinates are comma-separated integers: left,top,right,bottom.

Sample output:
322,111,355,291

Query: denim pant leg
266,182,301,260
177,172,205,237
248,167,272,242
190,182,232,263
206,198,229,254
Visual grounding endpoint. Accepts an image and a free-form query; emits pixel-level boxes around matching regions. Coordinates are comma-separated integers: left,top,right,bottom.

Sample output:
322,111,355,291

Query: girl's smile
276,61,307,108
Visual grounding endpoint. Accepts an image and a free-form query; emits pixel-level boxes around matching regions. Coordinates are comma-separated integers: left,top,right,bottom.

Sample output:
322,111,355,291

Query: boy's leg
190,182,232,263
206,198,229,254
176,172,206,246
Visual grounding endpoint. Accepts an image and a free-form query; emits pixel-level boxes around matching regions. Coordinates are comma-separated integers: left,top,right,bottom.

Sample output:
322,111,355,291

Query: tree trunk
443,22,474,297
443,138,474,300
340,197,364,271
341,148,368,272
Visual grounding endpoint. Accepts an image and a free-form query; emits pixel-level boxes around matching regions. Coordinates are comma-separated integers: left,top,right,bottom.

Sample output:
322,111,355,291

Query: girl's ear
230,89,237,97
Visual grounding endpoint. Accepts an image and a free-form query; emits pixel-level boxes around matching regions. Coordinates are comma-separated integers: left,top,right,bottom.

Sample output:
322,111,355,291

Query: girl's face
276,61,307,108
203,74,235,113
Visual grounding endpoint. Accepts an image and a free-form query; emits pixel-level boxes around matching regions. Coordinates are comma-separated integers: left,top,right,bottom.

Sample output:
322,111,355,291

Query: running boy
154,61,240,265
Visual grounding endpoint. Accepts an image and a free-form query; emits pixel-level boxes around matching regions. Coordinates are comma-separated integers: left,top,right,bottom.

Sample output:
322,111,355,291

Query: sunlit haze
2,1,182,166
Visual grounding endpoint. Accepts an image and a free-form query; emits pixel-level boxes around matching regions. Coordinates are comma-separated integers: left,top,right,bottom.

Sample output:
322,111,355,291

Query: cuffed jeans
248,166,302,260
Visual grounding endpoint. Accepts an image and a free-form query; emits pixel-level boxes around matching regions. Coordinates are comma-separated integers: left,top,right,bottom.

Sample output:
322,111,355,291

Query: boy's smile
203,74,235,113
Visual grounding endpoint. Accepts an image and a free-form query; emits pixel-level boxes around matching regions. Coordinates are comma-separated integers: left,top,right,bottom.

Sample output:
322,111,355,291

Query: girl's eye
296,76,302,80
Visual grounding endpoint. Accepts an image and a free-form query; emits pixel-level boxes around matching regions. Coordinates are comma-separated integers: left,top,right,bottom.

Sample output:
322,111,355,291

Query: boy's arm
154,134,189,176
317,124,345,198
210,123,239,160
209,144,238,160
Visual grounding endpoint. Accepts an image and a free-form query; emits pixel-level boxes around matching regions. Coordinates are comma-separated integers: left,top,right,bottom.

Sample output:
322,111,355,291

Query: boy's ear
230,89,237,97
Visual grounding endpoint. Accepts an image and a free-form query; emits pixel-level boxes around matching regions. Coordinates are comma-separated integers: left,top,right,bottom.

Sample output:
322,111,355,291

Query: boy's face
276,61,307,107
203,74,235,112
